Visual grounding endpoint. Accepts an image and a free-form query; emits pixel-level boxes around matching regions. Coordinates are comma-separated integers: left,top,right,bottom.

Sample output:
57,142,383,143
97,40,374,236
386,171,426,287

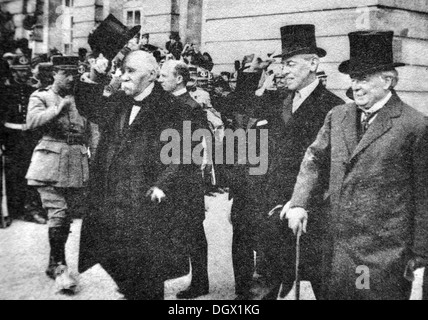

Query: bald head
159,60,190,93
121,50,160,98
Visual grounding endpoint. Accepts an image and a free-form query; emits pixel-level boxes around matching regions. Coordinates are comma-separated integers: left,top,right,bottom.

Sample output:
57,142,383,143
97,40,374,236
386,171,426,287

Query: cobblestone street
0,193,424,300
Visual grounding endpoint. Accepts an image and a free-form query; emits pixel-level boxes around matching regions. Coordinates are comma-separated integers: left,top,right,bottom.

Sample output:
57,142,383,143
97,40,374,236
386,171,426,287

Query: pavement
0,193,424,300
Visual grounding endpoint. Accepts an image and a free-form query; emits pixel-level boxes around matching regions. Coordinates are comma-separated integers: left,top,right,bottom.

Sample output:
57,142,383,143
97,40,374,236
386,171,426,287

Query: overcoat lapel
281,83,323,132
340,104,359,157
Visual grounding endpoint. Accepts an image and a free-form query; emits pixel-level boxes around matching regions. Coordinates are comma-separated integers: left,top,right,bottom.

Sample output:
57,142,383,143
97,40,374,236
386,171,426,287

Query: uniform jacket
25,86,89,188
290,94,428,299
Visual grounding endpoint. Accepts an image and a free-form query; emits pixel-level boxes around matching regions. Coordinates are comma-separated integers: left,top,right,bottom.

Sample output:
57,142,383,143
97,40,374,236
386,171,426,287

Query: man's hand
58,95,73,112
404,256,428,281
88,53,109,82
146,187,166,203
285,206,308,236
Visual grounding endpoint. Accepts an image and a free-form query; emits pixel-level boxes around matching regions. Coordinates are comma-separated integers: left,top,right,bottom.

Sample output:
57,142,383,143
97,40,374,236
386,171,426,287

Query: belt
4,122,27,131
43,134,86,146
65,135,86,145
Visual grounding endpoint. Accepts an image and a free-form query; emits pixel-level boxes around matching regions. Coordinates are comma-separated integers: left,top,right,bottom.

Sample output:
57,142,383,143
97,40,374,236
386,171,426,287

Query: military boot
46,226,77,293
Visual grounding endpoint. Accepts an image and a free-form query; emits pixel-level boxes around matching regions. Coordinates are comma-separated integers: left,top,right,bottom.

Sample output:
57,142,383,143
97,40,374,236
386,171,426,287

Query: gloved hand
146,187,166,204
282,203,308,236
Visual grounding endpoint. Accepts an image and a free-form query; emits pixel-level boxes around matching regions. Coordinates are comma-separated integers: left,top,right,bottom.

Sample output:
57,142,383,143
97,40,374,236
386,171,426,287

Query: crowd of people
1,13,428,300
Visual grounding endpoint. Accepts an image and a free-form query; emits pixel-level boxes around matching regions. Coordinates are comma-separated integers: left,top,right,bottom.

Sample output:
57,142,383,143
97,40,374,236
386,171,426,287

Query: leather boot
46,226,77,293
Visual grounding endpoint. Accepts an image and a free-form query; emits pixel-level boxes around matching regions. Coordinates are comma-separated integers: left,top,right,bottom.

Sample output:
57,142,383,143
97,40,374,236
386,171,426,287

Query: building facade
1,0,427,113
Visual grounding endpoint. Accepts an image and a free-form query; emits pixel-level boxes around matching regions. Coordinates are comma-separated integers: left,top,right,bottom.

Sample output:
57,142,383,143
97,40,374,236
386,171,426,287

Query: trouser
5,130,42,219
188,221,209,290
38,186,78,268
423,267,428,300
37,186,77,228
261,215,323,299
231,191,257,296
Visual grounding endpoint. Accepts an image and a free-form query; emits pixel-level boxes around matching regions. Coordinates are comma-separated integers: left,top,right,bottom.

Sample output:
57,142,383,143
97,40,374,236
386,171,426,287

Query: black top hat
339,31,405,76
10,55,31,70
51,56,79,70
88,14,141,61
274,24,326,59
141,33,150,39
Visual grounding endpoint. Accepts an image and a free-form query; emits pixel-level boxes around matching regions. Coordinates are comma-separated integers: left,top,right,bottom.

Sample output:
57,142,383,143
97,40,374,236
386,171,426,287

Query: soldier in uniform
0,54,46,225
25,56,89,293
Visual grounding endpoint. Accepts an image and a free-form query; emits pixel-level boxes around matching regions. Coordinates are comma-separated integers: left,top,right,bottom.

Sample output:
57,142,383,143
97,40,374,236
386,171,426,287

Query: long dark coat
257,83,344,295
77,83,188,284
290,94,428,299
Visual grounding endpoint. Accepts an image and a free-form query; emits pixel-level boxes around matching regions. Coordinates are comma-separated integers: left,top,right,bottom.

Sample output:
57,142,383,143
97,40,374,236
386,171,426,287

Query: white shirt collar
292,78,319,113
134,82,155,102
296,78,319,102
360,91,392,114
172,87,187,97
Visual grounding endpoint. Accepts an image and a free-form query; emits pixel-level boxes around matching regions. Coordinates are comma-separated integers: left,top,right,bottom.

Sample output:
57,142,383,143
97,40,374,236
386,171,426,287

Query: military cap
51,56,79,70
10,55,31,70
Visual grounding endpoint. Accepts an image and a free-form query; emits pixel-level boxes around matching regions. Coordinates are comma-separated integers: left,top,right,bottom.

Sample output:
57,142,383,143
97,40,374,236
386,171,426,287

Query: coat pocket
26,140,63,182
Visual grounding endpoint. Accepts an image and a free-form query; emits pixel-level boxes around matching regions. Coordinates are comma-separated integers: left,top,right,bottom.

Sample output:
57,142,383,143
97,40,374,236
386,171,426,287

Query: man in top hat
77,51,190,300
0,54,47,226
165,32,184,60
283,30,428,300
251,24,344,299
25,56,89,293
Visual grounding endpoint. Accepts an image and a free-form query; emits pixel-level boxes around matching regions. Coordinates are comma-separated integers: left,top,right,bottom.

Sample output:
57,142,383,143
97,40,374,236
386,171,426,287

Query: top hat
88,14,141,61
141,33,150,39
274,24,326,59
338,30,405,76
51,56,79,71
170,32,181,41
10,55,31,70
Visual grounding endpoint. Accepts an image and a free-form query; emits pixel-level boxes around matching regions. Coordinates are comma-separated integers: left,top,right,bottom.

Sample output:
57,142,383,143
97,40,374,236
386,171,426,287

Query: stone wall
201,0,428,113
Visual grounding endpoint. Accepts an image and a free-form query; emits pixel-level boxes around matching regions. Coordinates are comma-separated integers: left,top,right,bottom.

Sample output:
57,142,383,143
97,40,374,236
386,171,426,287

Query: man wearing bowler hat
165,32,184,60
250,24,343,300
25,56,89,293
283,30,428,300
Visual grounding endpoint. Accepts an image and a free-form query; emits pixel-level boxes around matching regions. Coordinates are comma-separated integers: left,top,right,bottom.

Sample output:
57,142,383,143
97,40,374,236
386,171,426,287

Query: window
126,10,142,26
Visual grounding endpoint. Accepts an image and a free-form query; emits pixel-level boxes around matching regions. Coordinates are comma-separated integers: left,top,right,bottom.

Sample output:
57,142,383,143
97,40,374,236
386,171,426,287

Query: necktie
282,91,295,125
358,108,380,140
292,91,302,113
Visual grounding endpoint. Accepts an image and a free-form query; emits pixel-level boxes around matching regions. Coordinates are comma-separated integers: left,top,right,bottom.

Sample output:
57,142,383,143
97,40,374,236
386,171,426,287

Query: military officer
0,54,46,225
25,56,89,293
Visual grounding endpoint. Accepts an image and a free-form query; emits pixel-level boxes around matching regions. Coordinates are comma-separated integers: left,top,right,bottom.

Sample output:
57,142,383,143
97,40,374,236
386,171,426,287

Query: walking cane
295,226,302,300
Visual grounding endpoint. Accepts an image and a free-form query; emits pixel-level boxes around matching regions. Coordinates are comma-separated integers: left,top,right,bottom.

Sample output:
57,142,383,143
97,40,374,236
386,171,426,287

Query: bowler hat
274,24,326,59
51,56,79,70
170,32,180,41
10,55,31,70
316,70,327,79
88,14,141,60
338,31,405,76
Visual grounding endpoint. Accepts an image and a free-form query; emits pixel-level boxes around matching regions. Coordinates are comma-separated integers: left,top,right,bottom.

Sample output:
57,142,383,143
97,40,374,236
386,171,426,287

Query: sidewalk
0,193,424,300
